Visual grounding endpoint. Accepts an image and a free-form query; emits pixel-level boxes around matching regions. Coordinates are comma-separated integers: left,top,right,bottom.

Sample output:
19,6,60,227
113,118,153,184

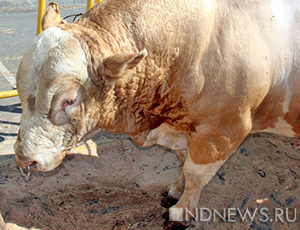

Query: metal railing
0,90,18,99
0,0,101,100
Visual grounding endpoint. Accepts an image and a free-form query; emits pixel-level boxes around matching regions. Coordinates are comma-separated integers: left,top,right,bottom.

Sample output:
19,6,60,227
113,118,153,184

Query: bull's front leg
165,154,226,229
163,152,226,229
161,150,187,208
163,115,252,230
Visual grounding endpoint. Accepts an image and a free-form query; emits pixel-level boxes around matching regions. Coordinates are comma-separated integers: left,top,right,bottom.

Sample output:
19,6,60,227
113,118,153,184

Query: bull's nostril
30,161,38,169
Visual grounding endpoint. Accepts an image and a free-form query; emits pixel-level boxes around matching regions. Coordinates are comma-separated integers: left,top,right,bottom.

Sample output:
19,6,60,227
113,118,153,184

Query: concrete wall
0,0,87,9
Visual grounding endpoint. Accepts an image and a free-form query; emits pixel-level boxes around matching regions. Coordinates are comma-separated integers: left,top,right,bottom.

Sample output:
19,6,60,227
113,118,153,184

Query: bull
14,0,300,229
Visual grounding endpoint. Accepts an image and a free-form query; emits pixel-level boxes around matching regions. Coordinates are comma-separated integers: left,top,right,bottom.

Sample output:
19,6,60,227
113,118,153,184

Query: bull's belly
134,114,298,151
138,118,298,152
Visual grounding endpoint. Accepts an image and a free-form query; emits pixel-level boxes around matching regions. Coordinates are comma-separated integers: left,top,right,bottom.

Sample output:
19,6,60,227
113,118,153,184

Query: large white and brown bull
14,0,300,229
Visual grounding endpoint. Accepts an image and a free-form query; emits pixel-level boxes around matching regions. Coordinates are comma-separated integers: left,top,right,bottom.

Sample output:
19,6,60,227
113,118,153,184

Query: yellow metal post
37,0,46,35
96,0,101,3
0,90,18,99
86,0,94,10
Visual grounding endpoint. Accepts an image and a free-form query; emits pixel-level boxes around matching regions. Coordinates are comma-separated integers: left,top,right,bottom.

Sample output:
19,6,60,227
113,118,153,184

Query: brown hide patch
285,99,300,135
252,85,285,130
188,113,252,165
252,65,300,136
284,67,300,135
188,133,231,165
27,94,36,113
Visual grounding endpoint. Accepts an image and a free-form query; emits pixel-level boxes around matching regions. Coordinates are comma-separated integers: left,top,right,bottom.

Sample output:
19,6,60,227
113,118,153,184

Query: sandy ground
0,132,300,230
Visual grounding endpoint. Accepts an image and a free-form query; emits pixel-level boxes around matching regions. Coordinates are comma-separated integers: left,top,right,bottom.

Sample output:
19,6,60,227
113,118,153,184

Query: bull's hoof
163,221,190,230
160,195,179,208
162,211,190,230
161,191,169,197
160,193,179,208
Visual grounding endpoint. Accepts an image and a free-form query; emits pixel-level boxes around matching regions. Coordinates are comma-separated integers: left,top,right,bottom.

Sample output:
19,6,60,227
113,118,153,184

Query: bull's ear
102,49,148,78
42,2,65,31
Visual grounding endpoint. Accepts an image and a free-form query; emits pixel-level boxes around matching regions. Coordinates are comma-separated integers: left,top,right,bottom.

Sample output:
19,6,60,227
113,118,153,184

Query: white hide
143,123,187,150
271,0,299,38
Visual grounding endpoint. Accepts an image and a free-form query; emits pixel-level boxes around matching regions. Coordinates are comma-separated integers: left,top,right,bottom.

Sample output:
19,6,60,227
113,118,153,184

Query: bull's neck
105,63,168,134
59,12,182,135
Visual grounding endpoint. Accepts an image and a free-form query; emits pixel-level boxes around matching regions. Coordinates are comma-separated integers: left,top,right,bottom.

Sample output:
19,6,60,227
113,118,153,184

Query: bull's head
14,3,147,171
14,27,91,171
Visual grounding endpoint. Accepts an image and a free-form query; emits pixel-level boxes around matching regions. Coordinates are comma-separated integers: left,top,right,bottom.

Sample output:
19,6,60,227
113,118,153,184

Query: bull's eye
61,98,77,111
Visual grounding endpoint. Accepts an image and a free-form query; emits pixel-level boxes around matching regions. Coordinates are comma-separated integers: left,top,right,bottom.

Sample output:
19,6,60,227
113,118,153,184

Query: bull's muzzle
14,137,68,172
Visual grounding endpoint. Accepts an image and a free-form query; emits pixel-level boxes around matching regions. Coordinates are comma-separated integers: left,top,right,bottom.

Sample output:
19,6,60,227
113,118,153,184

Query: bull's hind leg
163,114,252,229
161,150,187,208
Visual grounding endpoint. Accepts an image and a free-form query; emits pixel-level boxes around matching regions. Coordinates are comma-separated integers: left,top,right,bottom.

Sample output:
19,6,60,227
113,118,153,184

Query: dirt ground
0,132,299,230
